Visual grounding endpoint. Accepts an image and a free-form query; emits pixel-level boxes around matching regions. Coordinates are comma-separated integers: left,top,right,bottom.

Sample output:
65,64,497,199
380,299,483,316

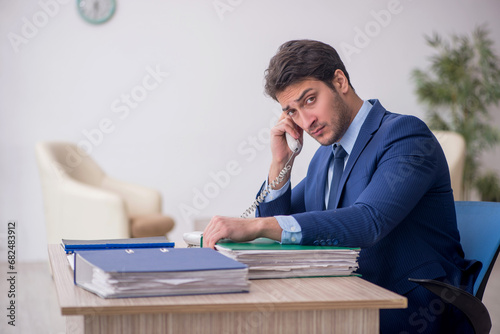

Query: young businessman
203,40,480,333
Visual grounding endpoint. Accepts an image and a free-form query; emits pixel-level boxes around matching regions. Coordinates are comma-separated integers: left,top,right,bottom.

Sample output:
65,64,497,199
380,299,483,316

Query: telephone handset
285,132,302,154
240,132,301,218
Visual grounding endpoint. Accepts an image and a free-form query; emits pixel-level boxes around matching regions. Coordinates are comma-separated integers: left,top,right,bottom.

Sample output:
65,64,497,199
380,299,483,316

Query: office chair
35,141,175,244
409,201,500,334
433,131,466,201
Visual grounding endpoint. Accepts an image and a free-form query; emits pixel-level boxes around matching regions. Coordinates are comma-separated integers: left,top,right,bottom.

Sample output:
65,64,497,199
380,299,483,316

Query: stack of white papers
215,241,360,279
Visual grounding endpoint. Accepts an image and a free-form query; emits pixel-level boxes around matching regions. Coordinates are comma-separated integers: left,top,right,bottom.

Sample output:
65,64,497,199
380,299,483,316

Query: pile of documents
215,240,360,279
74,247,250,298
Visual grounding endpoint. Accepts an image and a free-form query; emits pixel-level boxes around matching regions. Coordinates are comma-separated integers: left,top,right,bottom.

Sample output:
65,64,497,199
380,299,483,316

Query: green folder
216,240,360,251
214,238,361,279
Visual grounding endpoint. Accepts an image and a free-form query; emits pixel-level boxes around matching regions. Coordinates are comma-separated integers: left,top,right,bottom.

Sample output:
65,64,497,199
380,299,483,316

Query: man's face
276,79,353,146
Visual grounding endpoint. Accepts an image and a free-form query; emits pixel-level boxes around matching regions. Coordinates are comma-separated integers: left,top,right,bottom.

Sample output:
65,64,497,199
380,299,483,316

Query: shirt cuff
263,178,290,203
275,215,302,244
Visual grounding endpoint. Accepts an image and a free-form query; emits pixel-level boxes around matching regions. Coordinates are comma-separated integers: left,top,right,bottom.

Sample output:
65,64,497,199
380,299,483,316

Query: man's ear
332,69,349,94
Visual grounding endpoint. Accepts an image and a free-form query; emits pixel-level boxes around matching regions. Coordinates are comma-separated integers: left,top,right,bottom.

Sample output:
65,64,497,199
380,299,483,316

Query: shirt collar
333,100,373,156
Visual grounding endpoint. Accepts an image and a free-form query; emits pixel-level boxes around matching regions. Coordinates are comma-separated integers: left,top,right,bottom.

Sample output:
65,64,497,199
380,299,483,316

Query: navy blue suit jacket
257,99,480,297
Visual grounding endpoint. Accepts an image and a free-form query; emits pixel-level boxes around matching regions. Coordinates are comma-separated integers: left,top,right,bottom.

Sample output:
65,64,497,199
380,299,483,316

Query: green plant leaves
412,25,500,200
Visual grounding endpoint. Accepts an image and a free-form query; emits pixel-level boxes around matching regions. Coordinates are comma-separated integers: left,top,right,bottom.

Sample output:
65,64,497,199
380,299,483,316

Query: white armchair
35,142,174,244
433,131,466,201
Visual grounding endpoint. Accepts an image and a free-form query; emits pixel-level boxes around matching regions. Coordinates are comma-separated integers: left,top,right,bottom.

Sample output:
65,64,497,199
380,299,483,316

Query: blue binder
61,236,174,253
75,247,247,273
74,248,249,298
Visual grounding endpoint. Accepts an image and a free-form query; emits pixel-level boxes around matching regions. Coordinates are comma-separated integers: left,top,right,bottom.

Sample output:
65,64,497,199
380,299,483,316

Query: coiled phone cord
240,150,298,218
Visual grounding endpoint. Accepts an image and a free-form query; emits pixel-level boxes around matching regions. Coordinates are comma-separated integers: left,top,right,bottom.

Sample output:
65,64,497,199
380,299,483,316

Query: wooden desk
48,244,406,334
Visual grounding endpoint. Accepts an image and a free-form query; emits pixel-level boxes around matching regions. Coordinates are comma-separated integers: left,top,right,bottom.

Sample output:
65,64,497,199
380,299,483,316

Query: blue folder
61,236,174,253
74,247,247,273
74,248,249,298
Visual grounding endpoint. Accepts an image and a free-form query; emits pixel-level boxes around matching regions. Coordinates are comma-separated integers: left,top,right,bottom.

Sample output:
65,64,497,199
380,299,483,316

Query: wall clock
77,0,116,24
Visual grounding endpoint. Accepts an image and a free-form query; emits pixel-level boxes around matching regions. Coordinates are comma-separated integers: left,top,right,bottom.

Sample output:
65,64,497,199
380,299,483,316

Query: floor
1,258,499,334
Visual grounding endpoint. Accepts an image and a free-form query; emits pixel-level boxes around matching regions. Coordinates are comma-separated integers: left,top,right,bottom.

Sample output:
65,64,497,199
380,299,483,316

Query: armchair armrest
408,278,491,334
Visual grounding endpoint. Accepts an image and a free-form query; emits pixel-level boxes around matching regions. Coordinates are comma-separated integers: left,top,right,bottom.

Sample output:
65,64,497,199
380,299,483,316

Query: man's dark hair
264,39,353,101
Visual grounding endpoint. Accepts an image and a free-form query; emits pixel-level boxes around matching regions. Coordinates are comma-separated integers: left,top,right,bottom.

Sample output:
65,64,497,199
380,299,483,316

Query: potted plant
412,25,500,201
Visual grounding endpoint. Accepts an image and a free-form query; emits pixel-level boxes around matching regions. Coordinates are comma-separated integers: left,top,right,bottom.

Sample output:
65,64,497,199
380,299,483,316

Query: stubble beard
317,94,352,146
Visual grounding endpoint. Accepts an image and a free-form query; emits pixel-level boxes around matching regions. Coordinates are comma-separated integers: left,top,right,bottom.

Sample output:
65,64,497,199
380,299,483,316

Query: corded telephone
240,133,301,218
183,132,302,247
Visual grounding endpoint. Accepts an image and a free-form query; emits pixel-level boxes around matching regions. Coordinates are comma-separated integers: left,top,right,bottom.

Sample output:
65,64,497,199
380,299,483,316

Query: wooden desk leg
70,309,379,334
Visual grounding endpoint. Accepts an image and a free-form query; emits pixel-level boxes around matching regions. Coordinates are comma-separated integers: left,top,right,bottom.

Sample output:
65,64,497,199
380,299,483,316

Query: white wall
1,0,499,262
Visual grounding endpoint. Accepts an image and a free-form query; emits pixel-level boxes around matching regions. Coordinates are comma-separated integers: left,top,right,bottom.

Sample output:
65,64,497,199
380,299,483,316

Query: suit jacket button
320,240,326,246
333,239,339,245
326,239,332,246
313,240,319,246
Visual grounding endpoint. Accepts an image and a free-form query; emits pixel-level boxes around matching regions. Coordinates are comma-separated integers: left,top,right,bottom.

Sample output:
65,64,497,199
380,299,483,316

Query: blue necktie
328,145,347,210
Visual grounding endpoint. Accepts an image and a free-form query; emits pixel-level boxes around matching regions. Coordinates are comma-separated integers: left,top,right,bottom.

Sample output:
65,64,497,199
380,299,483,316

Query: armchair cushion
131,214,175,238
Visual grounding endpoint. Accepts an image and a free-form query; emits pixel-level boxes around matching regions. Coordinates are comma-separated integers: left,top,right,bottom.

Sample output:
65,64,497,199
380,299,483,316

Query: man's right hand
268,112,303,188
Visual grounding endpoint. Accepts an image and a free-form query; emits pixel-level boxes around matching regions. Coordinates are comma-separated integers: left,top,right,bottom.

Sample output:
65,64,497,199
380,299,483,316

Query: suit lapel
334,100,387,208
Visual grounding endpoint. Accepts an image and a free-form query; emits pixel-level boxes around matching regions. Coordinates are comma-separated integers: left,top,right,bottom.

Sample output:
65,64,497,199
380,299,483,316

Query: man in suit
203,40,480,333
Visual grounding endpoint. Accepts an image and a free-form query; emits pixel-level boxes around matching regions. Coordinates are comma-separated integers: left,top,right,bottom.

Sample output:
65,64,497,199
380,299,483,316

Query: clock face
77,0,116,24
